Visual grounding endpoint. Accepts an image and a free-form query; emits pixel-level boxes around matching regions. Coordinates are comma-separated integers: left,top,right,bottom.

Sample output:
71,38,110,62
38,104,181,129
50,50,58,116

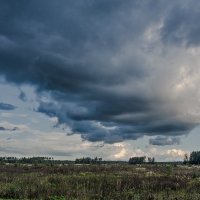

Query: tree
75,157,103,164
148,157,155,164
183,153,188,164
189,151,200,165
129,156,146,164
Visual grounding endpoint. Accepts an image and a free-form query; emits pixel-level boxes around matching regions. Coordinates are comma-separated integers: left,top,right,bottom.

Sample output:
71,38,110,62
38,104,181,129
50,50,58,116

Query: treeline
1,151,200,165
128,156,155,164
184,151,200,165
0,156,105,165
0,157,73,165
75,157,102,164
0,156,149,165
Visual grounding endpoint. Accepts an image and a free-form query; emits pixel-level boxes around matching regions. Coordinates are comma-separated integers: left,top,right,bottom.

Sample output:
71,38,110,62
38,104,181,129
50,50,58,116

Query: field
0,164,200,200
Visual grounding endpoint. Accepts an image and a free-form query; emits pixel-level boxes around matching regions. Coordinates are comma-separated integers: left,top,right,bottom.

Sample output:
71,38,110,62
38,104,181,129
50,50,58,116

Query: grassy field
0,164,200,200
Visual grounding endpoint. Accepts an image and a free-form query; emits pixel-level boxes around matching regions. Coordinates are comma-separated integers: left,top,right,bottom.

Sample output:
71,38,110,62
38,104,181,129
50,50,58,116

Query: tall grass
0,164,199,199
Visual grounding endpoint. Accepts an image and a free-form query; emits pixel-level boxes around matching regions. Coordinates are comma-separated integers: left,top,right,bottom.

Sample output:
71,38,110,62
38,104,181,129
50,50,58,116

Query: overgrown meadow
0,164,200,200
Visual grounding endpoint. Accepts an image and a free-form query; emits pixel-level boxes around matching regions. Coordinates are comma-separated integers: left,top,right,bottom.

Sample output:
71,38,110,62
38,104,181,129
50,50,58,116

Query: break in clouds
1,0,200,144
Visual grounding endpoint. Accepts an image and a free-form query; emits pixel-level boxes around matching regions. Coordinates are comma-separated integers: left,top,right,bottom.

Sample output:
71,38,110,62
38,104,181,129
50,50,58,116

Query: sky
0,0,200,161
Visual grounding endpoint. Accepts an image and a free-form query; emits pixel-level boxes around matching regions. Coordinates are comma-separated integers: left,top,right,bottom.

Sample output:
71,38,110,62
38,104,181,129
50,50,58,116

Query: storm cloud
149,136,180,146
18,90,28,102
0,126,19,131
0,122,27,132
0,103,16,110
0,0,200,143
161,1,200,46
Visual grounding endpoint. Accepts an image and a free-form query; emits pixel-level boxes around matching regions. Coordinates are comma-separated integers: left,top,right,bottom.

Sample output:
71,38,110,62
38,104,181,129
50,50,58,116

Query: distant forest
0,151,199,165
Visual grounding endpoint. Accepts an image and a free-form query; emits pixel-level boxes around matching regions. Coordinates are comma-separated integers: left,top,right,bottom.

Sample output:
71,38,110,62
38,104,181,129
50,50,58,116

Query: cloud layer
149,136,180,146
0,1,200,143
0,103,16,110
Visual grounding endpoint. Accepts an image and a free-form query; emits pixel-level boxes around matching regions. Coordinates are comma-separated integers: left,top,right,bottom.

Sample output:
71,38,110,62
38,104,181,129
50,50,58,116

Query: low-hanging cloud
18,90,28,102
0,0,200,143
149,136,180,146
0,103,16,111
0,121,28,132
0,126,19,131
161,1,200,46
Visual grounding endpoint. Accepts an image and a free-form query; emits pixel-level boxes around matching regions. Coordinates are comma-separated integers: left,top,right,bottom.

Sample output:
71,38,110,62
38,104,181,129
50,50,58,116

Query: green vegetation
183,151,200,165
75,157,102,164
0,163,200,199
128,156,146,164
0,153,200,199
189,151,200,165
128,156,155,164
0,157,73,165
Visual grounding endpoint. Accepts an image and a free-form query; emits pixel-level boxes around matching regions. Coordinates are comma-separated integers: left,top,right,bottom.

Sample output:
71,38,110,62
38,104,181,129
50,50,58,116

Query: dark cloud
0,127,6,131
0,126,19,131
0,1,199,143
37,100,196,143
18,90,28,102
149,136,180,146
0,102,16,110
161,1,200,46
